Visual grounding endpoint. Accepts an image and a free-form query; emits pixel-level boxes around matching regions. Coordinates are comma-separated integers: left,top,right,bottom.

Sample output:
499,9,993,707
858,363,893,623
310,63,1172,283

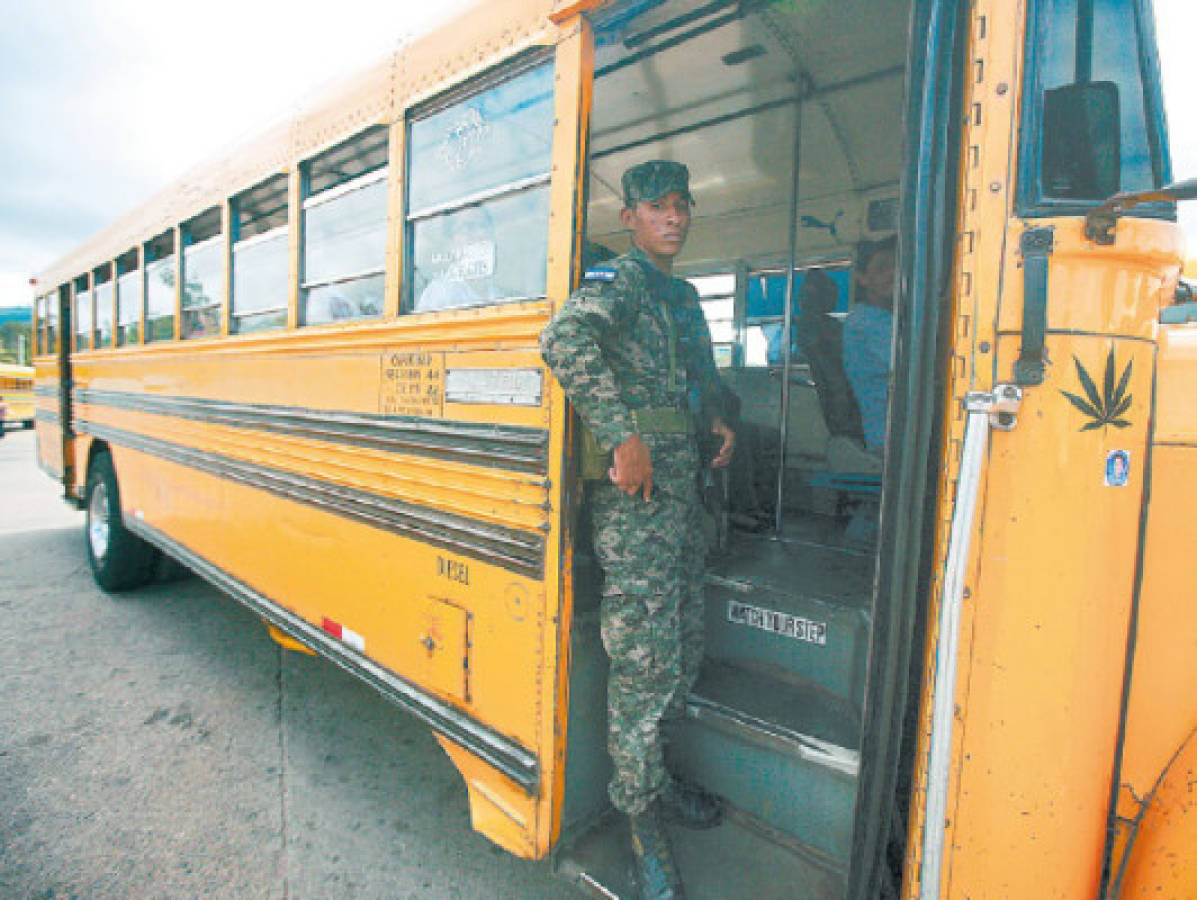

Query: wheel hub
88,481,110,561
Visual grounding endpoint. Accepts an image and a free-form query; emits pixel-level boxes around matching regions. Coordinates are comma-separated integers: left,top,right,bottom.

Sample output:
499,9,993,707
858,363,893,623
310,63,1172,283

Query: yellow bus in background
0,363,35,431
29,0,1196,896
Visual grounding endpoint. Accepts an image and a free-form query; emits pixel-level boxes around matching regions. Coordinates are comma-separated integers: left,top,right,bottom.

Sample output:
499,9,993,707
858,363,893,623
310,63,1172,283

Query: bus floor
557,804,845,899
557,510,872,897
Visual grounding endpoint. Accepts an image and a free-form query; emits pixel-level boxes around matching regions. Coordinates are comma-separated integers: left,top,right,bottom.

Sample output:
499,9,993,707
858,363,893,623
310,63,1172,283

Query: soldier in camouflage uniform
540,161,734,900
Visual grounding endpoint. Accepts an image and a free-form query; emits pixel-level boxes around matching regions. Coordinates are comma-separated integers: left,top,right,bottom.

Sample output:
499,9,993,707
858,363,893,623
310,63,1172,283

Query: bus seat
796,309,865,445
718,368,829,462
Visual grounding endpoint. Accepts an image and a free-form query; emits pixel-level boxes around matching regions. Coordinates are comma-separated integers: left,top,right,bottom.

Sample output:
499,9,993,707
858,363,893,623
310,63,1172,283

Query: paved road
0,430,573,899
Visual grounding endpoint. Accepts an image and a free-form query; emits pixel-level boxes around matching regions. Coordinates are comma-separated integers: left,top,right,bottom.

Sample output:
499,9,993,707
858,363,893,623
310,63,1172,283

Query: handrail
920,385,1021,899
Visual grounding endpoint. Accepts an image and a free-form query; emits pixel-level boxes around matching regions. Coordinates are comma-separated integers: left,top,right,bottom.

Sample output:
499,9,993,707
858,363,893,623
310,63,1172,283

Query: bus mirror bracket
964,384,1022,432
1085,177,1197,245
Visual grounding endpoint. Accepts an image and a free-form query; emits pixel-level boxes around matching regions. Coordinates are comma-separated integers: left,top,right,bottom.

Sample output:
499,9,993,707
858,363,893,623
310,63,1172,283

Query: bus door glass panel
232,174,288,334
301,126,389,326
406,61,554,312
93,265,114,350
74,278,91,351
145,232,176,343
181,208,225,340
116,250,141,346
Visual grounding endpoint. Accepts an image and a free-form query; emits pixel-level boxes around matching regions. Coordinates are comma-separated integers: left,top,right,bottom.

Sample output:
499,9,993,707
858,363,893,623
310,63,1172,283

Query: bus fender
1116,725,1197,898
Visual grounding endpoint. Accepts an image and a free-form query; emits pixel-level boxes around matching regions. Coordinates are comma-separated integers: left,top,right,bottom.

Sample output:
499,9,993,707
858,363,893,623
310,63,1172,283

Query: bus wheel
85,452,157,592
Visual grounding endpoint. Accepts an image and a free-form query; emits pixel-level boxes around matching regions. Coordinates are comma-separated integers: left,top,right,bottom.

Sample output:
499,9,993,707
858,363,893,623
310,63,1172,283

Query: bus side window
46,289,60,354
181,207,225,340
92,263,115,350
691,273,738,368
300,126,389,327
34,295,44,355
116,249,142,346
231,175,289,334
73,274,92,352
406,61,555,312
144,231,176,343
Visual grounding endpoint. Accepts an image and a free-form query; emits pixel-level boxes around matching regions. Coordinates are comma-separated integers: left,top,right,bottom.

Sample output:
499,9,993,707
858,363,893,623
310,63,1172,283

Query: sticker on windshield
727,600,827,646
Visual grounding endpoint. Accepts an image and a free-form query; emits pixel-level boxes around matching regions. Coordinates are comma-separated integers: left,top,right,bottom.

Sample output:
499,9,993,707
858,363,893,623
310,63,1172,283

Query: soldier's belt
631,407,692,434
578,407,693,480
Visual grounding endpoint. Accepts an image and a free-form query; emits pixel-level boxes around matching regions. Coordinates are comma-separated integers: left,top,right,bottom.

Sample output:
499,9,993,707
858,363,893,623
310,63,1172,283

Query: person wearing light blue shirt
843,237,897,454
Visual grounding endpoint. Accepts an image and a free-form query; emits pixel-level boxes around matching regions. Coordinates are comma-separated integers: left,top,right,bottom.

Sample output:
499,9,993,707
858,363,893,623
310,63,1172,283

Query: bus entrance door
555,2,912,896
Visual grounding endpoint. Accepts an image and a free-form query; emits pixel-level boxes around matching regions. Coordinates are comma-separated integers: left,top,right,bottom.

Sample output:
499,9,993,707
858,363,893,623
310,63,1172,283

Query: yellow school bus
0,363,35,430
30,0,1196,896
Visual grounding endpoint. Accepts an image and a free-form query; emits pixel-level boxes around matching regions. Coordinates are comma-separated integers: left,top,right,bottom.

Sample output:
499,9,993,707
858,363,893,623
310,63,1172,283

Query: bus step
554,803,845,899
703,572,870,711
668,664,860,866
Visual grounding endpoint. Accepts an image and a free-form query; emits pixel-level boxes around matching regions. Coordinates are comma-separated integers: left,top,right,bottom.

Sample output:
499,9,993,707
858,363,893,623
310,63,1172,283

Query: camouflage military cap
622,160,694,207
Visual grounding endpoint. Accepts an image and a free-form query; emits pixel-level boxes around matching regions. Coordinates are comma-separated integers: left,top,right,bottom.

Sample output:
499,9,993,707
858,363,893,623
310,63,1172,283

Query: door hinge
964,383,1022,431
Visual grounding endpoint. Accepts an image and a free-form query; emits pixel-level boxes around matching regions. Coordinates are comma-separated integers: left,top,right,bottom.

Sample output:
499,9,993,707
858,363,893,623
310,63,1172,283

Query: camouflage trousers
591,474,706,816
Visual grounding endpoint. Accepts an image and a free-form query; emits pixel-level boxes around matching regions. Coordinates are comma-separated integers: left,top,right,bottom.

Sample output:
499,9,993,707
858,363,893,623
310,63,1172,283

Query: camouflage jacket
540,246,724,455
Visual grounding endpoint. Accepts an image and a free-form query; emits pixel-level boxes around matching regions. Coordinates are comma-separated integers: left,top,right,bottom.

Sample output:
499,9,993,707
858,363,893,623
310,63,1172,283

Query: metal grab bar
920,385,1021,899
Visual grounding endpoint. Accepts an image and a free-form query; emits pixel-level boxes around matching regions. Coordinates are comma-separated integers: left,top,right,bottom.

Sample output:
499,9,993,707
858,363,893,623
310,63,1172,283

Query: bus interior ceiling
561,1,912,895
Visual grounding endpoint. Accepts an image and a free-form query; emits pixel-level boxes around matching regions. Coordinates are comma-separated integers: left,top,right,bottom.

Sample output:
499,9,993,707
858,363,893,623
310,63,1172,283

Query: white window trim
304,166,388,210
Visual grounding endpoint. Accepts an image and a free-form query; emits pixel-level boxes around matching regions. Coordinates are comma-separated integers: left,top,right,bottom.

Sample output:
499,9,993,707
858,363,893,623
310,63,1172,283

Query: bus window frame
73,274,92,353
179,207,226,341
231,175,290,334
143,230,178,344
403,49,555,314
1016,0,1173,218
115,248,143,347
299,161,389,327
34,294,44,356
93,262,115,350
685,266,743,368
44,290,59,356
230,225,290,333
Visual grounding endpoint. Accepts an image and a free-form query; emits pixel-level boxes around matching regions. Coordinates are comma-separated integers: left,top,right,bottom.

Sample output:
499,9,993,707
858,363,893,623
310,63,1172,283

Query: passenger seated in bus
843,236,897,461
415,205,502,311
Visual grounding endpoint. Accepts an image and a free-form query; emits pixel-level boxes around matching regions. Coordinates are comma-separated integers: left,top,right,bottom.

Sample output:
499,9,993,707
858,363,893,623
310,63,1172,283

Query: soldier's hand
610,434,654,500
710,416,735,468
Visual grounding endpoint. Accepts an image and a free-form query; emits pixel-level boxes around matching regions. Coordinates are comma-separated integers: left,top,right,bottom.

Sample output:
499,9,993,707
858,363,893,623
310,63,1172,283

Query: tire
85,452,157,592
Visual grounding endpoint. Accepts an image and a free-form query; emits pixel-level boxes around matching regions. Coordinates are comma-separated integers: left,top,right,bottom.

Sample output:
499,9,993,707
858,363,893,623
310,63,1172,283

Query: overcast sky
1,0,1194,307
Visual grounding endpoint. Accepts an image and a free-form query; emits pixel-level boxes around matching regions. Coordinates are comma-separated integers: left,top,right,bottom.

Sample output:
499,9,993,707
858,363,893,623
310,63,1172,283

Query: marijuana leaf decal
1060,347,1133,431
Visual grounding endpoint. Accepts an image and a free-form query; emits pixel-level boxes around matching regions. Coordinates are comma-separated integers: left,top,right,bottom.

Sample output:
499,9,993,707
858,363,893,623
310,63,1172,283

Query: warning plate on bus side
445,368,543,407
727,600,827,646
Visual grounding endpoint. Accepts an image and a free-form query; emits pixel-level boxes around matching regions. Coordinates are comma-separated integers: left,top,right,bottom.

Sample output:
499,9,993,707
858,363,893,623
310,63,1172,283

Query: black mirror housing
1041,81,1121,201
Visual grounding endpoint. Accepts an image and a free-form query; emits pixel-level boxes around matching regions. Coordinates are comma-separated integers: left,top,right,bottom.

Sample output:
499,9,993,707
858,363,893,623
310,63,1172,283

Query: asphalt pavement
0,430,574,899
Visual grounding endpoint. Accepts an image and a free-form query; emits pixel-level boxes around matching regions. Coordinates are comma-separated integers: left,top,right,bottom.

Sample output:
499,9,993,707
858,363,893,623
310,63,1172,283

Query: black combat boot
660,777,723,829
629,801,685,900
